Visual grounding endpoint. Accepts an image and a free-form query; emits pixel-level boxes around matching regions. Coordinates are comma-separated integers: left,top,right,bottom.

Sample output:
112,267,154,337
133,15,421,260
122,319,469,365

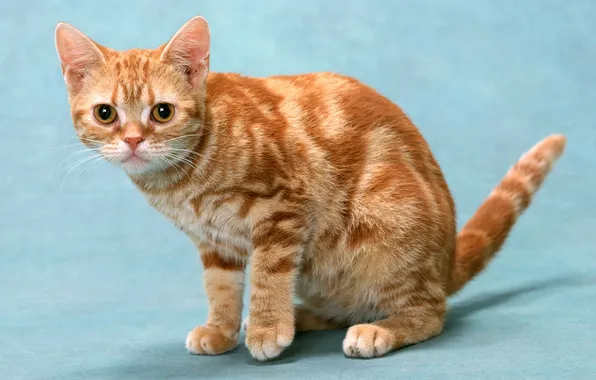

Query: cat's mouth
121,153,150,172
123,155,147,164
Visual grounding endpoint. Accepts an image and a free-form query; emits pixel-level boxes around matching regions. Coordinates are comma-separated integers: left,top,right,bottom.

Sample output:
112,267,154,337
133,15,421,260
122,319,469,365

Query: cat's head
54,16,210,175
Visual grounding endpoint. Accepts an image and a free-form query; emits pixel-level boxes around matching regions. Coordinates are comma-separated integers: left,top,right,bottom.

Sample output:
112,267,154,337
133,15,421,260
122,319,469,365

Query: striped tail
448,134,567,295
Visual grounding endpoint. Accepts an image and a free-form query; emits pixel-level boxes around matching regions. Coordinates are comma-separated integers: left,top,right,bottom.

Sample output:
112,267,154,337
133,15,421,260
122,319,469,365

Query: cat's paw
245,321,294,361
186,324,239,356
342,324,394,358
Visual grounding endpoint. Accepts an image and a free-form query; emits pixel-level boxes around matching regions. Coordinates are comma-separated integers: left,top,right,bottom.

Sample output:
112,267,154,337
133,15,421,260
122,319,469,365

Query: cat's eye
151,103,175,123
93,104,117,124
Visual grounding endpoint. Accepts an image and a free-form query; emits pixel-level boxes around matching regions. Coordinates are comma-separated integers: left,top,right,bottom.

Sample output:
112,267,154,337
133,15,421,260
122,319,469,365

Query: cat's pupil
157,104,170,119
98,105,111,120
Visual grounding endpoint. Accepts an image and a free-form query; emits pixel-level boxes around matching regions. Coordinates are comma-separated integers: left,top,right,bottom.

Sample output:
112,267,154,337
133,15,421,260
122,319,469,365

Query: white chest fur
145,190,252,257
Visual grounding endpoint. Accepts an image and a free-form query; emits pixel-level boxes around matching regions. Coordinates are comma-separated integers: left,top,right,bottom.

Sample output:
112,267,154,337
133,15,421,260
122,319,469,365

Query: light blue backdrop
1,1,595,379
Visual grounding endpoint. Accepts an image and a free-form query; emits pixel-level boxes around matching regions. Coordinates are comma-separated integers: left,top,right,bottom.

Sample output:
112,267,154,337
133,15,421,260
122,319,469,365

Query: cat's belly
296,275,386,324
295,249,389,324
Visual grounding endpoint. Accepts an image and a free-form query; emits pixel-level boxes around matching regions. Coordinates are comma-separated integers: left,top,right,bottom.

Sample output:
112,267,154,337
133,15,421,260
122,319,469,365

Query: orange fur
55,16,566,360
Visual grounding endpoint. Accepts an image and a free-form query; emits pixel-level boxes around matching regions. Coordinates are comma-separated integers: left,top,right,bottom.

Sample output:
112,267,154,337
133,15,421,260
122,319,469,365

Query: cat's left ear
55,23,106,94
160,16,210,88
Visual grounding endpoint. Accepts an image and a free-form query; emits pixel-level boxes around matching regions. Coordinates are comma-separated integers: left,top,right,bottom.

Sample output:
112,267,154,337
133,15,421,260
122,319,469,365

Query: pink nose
124,136,144,151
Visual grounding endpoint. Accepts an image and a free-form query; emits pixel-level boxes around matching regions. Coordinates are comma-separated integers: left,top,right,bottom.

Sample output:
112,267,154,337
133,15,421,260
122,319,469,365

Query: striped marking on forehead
114,51,153,77
110,81,180,108
118,81,177,106
111,53,155,104
113,80,153,105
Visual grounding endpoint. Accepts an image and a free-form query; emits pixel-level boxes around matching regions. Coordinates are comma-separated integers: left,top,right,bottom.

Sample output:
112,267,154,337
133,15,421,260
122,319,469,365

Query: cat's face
55,17,210,175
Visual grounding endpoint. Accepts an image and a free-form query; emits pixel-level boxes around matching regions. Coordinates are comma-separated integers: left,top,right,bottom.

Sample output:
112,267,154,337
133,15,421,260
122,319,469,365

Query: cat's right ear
55,23,105,94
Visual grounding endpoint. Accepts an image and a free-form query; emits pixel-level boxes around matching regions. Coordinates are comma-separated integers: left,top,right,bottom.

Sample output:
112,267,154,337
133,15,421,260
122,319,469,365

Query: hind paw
342,324,394,358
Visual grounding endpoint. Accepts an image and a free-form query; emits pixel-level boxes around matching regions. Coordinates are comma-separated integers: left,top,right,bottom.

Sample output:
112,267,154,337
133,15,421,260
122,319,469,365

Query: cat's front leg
245,212,306,361
186,243,246,356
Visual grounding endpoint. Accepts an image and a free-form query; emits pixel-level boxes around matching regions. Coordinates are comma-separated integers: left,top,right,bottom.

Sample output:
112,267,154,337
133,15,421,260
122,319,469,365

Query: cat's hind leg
295,305,343,332
342,273,447,358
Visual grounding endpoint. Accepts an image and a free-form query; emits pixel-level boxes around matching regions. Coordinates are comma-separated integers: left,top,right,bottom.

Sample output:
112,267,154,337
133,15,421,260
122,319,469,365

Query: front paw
245,321,295,361
186,324,239,356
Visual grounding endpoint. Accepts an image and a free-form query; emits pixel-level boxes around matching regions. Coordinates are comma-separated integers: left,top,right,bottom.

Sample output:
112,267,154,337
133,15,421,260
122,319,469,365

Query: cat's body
140,70,456,328
55,17,566,361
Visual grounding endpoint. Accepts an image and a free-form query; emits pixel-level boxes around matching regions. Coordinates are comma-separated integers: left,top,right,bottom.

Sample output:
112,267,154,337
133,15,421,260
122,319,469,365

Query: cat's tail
447,134,566,295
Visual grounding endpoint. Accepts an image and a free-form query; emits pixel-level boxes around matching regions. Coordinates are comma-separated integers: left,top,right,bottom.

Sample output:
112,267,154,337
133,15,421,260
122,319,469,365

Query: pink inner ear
161,17,211,86
55,23,104,91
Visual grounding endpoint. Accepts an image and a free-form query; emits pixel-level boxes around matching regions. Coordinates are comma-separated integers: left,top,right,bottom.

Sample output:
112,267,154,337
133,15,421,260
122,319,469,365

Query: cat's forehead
108,49,158,76
89,48,185,106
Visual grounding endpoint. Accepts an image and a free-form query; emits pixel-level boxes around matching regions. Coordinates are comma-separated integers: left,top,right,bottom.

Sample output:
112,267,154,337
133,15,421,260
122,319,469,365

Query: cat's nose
124,136,144,151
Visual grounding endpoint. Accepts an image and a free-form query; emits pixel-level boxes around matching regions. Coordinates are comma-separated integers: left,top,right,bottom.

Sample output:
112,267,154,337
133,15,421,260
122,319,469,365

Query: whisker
166,149,205,158
169,160,186,179
161,152,191,168
160,122,218,143
79,137,105,146
165,155,204,174
86,155,107,172
158,155,185,178
161,134,199,144
46,142,86,150
164,151,220,185
49,148,99,178
76,155,106,179
164,151,201,166
59,153,103,192
158,153,198,175
160,126,216,144
154,156,167,172
167,148,204,154
63,153,103,173
166,148,218,162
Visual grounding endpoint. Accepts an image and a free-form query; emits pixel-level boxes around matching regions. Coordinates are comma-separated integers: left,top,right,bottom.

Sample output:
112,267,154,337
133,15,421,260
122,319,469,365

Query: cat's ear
160,16,210,88
55,23,106,94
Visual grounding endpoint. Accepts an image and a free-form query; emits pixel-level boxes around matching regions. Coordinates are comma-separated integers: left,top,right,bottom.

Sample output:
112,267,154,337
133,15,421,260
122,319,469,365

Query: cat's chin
120,155,154,175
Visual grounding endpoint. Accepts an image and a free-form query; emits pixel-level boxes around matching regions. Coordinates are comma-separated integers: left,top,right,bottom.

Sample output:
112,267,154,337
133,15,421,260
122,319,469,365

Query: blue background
1,1,595,379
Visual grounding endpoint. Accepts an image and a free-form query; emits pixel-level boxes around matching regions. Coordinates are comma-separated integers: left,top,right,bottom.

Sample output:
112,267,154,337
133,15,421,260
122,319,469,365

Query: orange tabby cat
54,16,566,361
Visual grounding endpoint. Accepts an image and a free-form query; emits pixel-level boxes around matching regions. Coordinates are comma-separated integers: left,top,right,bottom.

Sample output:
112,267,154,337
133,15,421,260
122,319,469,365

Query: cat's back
207,71,402,118
206,71,429,151
205,70,447,205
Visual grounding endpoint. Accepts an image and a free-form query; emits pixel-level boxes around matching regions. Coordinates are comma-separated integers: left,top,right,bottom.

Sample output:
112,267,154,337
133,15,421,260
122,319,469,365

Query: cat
54,16,566,361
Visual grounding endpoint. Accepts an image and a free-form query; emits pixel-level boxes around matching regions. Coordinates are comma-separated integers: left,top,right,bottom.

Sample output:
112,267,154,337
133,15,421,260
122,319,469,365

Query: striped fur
55,17,566,361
